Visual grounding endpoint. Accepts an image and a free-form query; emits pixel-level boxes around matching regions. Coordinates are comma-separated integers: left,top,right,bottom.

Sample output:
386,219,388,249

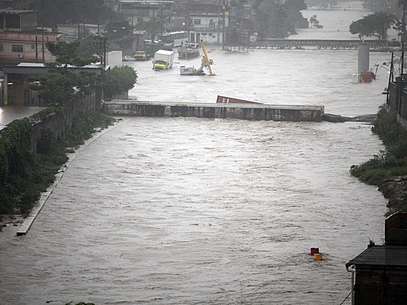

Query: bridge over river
254,39,400,50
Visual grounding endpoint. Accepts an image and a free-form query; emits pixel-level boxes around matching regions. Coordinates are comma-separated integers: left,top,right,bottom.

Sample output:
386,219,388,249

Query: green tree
39,69,78,104
284,0,308,30
255,0,288,38
104,66,138,99
350,12,396,40
39,68,103,106
284,0,307,11
41,40,103,105
47,36,105,66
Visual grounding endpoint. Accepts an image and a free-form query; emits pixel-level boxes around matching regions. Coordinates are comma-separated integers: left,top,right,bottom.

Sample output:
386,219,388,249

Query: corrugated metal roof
346,245,407,268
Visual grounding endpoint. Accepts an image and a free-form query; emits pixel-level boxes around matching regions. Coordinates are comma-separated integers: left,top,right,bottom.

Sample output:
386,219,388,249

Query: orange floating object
314,253,323,261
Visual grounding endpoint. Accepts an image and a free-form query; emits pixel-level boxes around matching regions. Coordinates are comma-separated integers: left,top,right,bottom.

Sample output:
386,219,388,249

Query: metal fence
388,80,407,127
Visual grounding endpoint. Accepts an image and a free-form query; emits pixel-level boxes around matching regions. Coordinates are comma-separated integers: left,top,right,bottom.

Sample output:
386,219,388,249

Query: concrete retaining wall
103,101,324,122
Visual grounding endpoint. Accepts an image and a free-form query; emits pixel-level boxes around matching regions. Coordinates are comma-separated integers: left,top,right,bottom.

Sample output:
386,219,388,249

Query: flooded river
0,6,391,305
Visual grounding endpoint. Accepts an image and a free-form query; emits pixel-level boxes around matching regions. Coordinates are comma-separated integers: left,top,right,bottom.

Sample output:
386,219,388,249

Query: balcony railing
190,25,219,32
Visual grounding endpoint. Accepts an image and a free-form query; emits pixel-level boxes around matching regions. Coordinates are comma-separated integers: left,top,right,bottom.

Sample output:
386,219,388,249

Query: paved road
0,106,44,130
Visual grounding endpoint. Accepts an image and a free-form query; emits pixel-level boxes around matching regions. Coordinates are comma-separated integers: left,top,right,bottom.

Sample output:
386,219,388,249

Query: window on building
0,43,3,52
31,44,35,50
209,19,216,30
193,19,201,25
5,15,20,29
11,45,23,53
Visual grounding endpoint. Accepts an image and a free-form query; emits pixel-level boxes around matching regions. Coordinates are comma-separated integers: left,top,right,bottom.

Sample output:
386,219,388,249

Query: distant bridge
254,39,400,50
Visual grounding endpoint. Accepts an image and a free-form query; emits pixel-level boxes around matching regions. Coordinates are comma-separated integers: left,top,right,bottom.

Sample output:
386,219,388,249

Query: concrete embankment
0,92,108,235
16,122,119,236
103,100,325,122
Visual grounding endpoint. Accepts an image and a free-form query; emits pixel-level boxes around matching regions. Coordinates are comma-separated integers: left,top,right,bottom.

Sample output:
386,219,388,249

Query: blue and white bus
160,31,189,47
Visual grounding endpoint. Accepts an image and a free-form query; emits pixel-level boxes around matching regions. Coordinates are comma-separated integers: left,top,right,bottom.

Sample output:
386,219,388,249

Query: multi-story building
0,9,57,64
187,2,227,44
117,0,174,30
227,0,254,46
0,9,58,106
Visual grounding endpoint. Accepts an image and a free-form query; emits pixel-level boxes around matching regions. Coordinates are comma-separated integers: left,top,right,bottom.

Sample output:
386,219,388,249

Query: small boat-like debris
180,66,205,76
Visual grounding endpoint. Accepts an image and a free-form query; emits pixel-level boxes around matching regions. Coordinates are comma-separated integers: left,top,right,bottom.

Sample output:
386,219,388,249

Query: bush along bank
351,106,407,214
0,108,114,222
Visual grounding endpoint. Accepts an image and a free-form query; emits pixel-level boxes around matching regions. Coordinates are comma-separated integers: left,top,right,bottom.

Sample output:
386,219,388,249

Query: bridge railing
254,39,400,49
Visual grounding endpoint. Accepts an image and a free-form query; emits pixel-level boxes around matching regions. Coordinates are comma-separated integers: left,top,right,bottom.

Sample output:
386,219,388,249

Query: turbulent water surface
0,6,390,305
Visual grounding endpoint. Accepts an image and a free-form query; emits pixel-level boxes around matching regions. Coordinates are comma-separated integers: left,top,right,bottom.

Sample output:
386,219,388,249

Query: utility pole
221,0,229,50
103,36,107,68
40,0,45,63
160,5,164,38
397,0,406,115
387,52,394,106
41,26,45,62
401,0,406,79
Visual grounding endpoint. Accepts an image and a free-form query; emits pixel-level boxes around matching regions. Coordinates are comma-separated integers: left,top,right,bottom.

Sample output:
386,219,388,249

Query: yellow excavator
200,42,215,76
180,41,215,76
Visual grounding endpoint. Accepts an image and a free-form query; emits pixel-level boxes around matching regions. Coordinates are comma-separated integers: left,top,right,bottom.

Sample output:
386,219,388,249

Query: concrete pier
103,100,325,122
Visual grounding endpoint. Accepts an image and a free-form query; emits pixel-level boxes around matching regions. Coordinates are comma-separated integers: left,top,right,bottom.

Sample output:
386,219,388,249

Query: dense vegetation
0,109,114,215
351,107,407,186
47,38,103,66
349,12,396,40
253,0,308,38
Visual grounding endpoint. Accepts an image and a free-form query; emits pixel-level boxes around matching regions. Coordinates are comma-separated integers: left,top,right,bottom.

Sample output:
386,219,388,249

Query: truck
153,50,175,71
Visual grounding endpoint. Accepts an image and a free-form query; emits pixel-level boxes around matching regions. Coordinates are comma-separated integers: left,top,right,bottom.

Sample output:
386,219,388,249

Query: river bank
351,107,407,215
0,109,115,232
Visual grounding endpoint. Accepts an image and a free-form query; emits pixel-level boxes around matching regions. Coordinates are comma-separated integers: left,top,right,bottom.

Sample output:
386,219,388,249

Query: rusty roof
346,245,407,269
